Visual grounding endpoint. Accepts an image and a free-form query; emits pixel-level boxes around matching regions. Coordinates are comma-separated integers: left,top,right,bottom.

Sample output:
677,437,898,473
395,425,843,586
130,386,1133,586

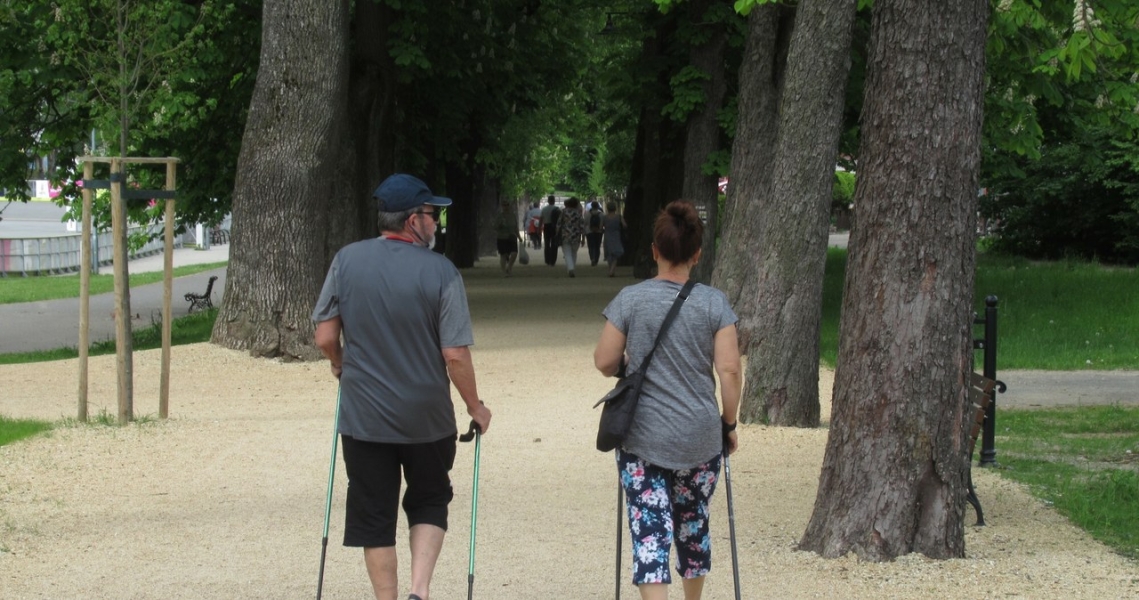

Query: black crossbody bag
594,279,696,452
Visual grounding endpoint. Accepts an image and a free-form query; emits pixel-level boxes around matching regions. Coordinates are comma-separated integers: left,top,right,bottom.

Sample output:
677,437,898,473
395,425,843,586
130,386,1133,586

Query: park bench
965,372,997,526
185,275,218,312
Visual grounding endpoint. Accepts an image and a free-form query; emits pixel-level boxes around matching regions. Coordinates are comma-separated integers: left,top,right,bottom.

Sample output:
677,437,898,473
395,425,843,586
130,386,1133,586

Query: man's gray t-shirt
602,279,738,469
311,237,473,444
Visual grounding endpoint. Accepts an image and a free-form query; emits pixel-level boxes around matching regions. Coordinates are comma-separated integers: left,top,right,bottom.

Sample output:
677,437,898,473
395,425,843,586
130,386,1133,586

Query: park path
0,231,1134,406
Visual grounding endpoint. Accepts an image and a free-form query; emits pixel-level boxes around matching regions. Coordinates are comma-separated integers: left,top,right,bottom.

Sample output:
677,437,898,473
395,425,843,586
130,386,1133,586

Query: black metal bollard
973,296,1000,467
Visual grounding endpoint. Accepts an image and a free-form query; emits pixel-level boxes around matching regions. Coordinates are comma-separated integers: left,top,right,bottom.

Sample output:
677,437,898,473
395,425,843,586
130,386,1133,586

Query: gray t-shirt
602,279,738,469
312,237,474,444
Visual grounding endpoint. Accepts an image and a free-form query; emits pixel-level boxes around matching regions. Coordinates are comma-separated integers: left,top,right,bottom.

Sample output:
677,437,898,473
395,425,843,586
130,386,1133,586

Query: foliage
0,1,259,229
995,405,1139,559
982,127,1139,264
832,170,855,207
974,1,1139,263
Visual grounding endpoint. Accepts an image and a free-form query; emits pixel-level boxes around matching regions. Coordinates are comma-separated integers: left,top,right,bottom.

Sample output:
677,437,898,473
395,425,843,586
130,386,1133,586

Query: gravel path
1,261,1136,599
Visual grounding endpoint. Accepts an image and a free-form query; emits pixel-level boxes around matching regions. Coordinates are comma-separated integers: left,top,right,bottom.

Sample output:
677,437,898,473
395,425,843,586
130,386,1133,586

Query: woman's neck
655,261,690,284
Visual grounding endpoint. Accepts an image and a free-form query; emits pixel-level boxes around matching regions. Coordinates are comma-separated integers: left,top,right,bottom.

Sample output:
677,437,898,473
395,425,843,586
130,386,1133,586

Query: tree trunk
624,15,684,277
712,4,792,336
343,0,399,242
684,0,729,284
445,130,481,268
741,0,858,427
799,0,988,560
212,0,351,360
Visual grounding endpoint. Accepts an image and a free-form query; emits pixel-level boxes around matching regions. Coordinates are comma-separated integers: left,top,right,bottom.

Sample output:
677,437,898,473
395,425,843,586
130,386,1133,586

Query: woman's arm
714,324,742,453
593,321,627,377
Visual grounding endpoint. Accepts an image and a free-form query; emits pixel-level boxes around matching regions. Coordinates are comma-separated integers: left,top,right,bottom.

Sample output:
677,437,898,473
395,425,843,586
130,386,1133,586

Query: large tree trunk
712,4,792,332
740,0,858,427
683,0,728,284
799,0,988,560
445,130,481,268
212,0,351,360
624,15,684,277
343,0,399,241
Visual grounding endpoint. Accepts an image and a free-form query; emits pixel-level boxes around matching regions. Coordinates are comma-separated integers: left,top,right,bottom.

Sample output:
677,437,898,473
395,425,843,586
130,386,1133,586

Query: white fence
0,225,176,277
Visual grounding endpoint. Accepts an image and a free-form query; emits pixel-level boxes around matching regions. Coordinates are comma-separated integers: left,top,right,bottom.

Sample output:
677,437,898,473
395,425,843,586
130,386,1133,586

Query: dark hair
565,197,580,209
653,200,703,264
606,201,618,213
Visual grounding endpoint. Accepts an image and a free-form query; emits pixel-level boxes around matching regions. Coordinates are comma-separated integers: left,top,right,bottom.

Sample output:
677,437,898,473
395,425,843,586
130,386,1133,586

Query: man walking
540,194,561,266
313,173,493,600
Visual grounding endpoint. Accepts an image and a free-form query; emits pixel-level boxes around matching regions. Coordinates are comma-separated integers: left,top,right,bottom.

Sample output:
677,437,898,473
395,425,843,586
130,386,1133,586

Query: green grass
0,262,226,304
820,249,1139,370
0,307,217,365
994,406,1139,559
0,415,53,447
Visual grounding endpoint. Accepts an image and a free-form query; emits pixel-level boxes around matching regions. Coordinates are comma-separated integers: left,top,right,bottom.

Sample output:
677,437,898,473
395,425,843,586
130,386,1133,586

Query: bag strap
637,279,697,374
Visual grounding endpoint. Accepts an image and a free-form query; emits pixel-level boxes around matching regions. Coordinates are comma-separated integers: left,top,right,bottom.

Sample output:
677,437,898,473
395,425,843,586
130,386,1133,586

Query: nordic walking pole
615,465,623,600
459,419,482,600
723,443,742,600
316,386,342,600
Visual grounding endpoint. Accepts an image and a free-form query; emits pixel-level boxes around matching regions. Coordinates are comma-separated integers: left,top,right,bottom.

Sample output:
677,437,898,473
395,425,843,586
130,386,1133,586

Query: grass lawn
994,405,1139,559
0,415,53,447
0,262,227,304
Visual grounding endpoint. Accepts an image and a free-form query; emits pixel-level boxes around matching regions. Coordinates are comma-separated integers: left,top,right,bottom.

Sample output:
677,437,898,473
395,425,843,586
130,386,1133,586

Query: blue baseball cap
372,174,452,212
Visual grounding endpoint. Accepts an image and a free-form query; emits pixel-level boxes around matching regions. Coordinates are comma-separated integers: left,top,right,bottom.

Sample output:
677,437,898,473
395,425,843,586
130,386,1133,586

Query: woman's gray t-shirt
602,279,738,469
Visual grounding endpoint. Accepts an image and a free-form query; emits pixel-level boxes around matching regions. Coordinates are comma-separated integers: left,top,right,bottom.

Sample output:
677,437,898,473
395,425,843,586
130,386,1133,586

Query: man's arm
314,317,343,379
441,345,492,433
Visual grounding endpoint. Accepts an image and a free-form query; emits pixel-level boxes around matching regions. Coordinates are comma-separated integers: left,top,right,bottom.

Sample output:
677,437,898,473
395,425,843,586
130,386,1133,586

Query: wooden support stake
110,159,132,425
78,161,94,422
160,160,176,419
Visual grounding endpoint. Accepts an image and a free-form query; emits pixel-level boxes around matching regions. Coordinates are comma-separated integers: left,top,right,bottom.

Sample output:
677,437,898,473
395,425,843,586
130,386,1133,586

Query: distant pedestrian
586,200,604,267
540,195,561,266
603,201,626,277
525,202,543,249
557,197,585,277
496,200,522,277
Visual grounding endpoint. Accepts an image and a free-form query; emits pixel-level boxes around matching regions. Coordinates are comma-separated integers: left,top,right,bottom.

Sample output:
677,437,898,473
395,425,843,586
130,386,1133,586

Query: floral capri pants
617,448,722,585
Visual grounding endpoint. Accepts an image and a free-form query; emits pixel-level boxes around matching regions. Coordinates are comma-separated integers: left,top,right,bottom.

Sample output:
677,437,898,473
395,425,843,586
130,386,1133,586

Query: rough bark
212,0,351,360
743,0,858,427
712,4,791,331
683,0,729,284
799,0,988,560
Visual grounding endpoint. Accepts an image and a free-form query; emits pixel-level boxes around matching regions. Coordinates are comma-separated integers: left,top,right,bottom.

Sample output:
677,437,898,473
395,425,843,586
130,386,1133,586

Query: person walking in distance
557,196,585,277
525,201,543,249
593,200,741,600
495,200,522,277
540,195,561,266
602,201,627,278
312,173,493,600
586,200,604,267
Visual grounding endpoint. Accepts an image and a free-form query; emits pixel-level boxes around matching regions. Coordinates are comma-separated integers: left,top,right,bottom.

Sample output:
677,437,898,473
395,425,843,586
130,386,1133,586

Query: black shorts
497,238,518,255
340,434,457,548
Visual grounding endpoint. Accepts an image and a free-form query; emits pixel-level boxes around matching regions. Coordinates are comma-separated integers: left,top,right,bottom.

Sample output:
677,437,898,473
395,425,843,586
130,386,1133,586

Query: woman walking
602,201,626,277
557,197,585,277
593,200,742,600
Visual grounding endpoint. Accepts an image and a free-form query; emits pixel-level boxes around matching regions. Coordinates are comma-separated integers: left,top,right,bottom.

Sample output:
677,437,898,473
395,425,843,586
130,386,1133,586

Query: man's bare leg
408,524,446,600
364,547,398,600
